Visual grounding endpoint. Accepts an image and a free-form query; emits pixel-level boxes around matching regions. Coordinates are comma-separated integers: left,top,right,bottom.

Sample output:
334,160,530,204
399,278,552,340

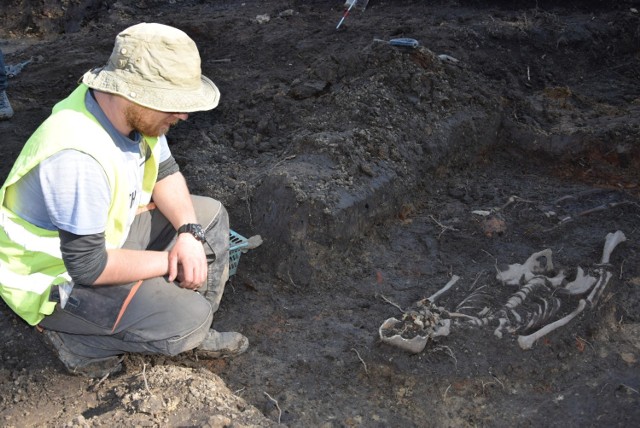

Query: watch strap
177,223,205,242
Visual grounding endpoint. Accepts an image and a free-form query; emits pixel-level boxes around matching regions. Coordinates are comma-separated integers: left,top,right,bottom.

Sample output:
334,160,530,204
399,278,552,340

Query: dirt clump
1,1,639,426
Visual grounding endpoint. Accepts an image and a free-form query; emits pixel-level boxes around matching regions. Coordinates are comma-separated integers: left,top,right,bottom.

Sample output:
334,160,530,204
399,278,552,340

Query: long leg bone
599,230,627,265
517,299,587,350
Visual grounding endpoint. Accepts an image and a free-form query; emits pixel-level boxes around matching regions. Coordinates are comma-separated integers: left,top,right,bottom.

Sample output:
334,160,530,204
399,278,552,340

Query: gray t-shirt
7,89,179,284
10,90,173,233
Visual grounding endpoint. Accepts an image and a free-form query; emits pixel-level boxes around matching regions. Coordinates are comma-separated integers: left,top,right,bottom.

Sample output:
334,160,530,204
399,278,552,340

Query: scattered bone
576,201,635,218
518,299,587,350
474,195,535,217
546,203,635,231
498,195,534,212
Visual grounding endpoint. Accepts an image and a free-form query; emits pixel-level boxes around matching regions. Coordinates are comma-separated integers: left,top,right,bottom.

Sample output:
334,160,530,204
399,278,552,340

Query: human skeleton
379,231,627,352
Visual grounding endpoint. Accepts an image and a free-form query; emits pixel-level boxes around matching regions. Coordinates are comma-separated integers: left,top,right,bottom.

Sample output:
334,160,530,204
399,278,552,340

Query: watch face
193,226,205,241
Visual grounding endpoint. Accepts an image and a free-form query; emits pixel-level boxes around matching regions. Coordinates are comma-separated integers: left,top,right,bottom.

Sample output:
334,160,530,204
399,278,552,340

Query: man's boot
40,329,123,378
196,329,249,358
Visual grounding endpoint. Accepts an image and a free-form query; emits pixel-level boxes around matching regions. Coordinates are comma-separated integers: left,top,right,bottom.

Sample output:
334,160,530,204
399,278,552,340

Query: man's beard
124,104,177,137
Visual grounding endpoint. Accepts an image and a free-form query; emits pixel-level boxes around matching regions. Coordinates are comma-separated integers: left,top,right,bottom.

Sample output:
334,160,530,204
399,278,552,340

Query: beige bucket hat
82,22,219,113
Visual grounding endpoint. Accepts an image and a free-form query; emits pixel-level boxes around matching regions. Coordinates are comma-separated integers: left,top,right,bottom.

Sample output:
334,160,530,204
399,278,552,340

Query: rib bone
505,277,547,309
517,299,587,350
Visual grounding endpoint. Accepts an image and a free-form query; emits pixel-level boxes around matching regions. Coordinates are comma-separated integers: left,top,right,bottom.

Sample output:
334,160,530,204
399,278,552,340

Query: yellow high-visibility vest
0,84,160,325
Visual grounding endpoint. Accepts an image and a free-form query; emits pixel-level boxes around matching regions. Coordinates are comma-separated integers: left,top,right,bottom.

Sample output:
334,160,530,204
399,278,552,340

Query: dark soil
1,1,639,426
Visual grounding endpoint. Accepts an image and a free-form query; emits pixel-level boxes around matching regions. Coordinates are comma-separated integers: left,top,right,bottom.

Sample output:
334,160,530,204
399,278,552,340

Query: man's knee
163,299,213,355
192,195,227,228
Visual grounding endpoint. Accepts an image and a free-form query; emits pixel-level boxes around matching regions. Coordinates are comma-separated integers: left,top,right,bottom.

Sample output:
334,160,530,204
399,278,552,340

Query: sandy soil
1,0,639,426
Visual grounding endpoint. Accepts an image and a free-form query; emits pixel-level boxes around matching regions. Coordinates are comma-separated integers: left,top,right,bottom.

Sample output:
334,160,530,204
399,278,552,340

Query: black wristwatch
177,223,206,242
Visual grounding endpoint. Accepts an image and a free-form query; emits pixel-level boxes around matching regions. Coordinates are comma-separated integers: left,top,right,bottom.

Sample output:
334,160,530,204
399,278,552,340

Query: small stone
621,352,636,364
256,14,270,24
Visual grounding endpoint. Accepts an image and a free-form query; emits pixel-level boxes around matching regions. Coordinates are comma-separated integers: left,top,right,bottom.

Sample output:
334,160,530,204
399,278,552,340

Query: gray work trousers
39,195,230,359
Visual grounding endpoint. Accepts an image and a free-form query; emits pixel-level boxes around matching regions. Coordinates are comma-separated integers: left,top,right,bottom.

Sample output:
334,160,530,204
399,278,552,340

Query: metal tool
336,0,369,29
336,0,357,30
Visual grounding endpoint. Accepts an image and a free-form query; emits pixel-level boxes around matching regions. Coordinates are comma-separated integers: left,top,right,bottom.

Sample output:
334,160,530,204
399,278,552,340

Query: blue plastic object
389,38,419,48
229,230,249,276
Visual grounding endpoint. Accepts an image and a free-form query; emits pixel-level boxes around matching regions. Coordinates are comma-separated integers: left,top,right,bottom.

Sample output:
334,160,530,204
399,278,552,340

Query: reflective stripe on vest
0,210,62,258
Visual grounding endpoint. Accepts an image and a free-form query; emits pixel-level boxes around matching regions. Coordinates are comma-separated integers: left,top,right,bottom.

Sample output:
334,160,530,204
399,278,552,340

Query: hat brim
82,67,220,113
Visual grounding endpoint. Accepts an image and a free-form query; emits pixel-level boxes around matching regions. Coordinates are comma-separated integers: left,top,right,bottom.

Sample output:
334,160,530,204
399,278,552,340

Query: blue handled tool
373,38,420,48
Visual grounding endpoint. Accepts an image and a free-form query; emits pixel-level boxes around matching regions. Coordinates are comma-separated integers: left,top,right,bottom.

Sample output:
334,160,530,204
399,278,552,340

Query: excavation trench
0,1,638,426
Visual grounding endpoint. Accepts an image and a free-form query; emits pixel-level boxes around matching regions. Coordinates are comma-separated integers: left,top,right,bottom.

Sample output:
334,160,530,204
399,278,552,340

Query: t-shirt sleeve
157,134,172,163
39,149,111,235
59,229,108,285
156,134,180,180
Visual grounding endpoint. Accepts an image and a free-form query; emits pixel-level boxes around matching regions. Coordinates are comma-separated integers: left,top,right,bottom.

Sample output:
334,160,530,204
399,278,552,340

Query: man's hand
167,233,208,289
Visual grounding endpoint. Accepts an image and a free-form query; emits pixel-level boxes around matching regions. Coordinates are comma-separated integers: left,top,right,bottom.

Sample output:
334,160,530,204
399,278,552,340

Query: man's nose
174,113,189,121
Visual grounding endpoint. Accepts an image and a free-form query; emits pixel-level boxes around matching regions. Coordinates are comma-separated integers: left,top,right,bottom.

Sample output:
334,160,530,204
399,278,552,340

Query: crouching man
0,23,247,378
